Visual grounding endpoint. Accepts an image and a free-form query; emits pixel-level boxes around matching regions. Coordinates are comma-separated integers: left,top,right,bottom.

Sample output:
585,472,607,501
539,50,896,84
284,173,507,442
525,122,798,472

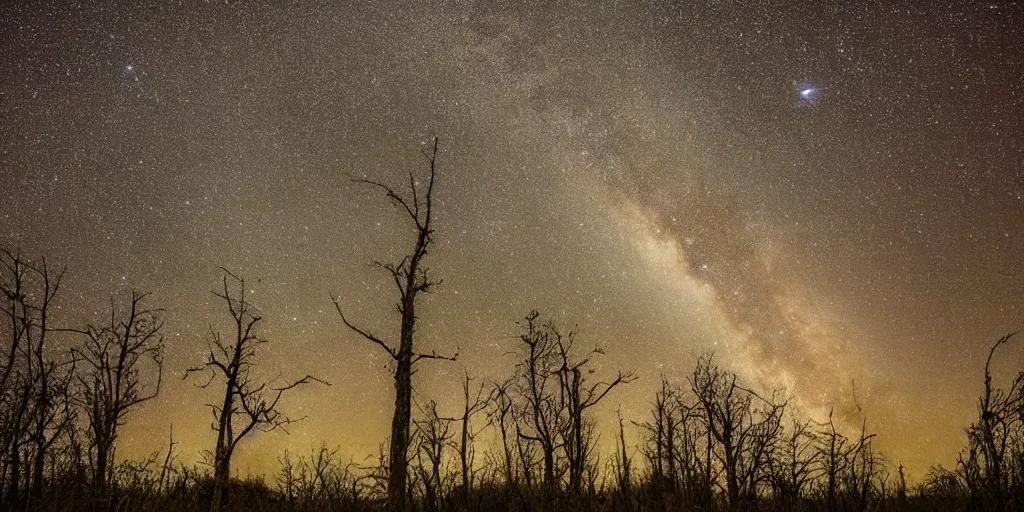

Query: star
795,84,819,106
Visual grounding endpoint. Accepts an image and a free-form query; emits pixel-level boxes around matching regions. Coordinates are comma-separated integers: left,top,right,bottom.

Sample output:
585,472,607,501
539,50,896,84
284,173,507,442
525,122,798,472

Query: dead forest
2,146,1021,511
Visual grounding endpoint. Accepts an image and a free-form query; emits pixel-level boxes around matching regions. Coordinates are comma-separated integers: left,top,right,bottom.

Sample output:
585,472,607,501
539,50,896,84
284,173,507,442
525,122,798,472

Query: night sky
2,1,1022,480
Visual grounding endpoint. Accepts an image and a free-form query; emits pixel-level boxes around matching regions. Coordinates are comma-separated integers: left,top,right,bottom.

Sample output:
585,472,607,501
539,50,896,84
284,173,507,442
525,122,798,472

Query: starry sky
2,0,1022,481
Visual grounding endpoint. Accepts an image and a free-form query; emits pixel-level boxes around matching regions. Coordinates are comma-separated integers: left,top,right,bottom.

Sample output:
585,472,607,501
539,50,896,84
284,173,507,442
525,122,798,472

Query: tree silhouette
768,416,820,508
961,331,1021,511
506,310,634,494
75,291,164,492
0,249,74,508
333,138,456,510
489,378,518,488
186,268,325,512
509,311,563,491
412,400,452,511
690,353,786,507
453,372,492,498
553,326,635,493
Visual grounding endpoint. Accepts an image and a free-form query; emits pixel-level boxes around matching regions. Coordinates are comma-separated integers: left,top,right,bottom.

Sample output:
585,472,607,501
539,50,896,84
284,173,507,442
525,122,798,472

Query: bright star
795,83,819,106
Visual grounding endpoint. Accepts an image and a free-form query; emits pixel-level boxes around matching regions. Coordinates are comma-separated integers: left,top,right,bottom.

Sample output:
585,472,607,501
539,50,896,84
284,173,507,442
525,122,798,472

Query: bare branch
412,347,459,364
331,293,398,360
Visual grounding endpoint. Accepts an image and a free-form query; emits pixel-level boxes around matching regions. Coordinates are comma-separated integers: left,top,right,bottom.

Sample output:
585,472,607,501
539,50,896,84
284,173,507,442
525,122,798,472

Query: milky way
1,1,1022,479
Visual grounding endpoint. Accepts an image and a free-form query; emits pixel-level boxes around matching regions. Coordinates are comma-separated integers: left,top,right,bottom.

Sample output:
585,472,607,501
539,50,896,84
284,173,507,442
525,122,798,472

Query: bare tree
768,416,820,508
26,345,75,504
641,376,682,490
187,269,325,512
0,249,71,508
958,332,1021,511
413,400,453,511
845,420,882,512
75,291,164,491
333,138,456,510
509,311,564,491
787,417,822,506
613,407,632,498
489,379,517,488
639,377,715,507
690,353,785,507
453,372,491,498
278,449,298,502
507,310,633,495
157,426,178,494
553,330,635,494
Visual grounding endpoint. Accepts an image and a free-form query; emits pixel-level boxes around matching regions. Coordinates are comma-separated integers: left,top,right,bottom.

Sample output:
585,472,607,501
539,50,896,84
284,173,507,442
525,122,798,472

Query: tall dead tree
187,269,324,512
769,416,820,507
641,376,682,490
818,409,853,512
613,408,632,497
75,291,164,491
333,138,455,510
845,420,882,512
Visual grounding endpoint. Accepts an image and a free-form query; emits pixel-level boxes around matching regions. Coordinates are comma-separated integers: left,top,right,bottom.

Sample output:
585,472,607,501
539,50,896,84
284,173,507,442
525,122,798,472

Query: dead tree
640,378,716,506
953,332,1022,511
507,310,633,494
157,426,178,493
818,409,854,512
333,138,455,510
0,249,68,508
413,400,453,511
769,416,820,507
690,353,785,507
613,408,632,497
278,450,298,502
75,291,164,491
641,377,682,490
509,311,564,491
489,379,517,487
453,372,492,497
187,269,325,512
845,420,881,512
27,348,75,503
553,330,635,494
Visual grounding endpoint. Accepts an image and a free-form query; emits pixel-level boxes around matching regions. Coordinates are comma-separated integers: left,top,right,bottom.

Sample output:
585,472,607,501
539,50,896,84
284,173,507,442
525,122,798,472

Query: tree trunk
499,419,514,487
211,455,231,512
460,415,469,497
542,444,555,490
211,375,235,512
8,444,21,511
94,437,109,490
389,349,413,511
31,440,44,502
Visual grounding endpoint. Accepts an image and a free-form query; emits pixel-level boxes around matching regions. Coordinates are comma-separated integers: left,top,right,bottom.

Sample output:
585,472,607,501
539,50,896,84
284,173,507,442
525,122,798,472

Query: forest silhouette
1,141,1020,512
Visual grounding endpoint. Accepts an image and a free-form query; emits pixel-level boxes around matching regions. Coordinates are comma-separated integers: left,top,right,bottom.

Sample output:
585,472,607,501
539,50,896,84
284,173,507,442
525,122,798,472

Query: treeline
0,249,325,511
3,255,1022,512
2,142,1021,511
